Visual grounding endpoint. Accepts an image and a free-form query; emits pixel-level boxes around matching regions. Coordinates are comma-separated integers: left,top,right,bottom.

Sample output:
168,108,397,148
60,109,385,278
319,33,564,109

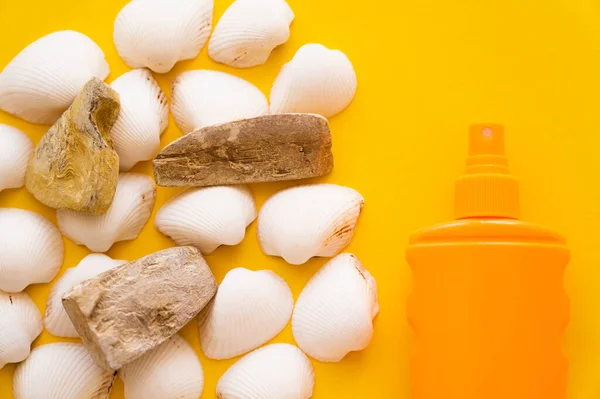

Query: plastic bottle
406,124,569,399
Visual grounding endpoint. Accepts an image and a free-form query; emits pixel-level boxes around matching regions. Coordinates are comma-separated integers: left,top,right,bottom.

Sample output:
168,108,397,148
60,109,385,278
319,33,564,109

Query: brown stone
153,113,334,187
62,246,217,370
26,77,120,215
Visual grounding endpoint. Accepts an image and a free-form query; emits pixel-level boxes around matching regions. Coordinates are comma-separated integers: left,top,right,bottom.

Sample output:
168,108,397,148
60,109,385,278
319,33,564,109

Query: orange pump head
454,124,520,219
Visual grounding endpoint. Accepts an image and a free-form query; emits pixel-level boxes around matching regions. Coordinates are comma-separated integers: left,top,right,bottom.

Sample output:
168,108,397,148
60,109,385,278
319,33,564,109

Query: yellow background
1,0,599,397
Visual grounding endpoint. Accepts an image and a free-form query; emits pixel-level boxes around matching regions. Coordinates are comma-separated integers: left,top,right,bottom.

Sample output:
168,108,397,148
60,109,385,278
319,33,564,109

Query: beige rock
26,77,120,215
62,246,217,370
153,113,334,187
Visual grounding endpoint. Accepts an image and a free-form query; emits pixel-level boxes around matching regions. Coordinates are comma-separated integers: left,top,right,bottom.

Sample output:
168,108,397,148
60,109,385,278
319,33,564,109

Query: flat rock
26,77,120,214
153,113,334,187
62,246,217,370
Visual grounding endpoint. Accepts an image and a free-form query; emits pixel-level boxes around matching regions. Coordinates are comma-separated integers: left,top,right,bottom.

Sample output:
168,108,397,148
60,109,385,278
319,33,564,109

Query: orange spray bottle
407,124,569,399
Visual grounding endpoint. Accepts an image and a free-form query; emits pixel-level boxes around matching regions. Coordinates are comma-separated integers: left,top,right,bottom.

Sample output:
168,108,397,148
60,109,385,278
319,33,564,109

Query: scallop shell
13,343,116,399
0,208,64,292
258,184,364,265
44,254,126,338
0,291,42,369
171,70,268,134
198,268,293,360
0,30,109,124
110,69,168,171
155,185,256,254
57,173,156,252
217,343,314,399
0,124,33,192
208,0,294,68
270,43,357,118
120,335,204,399
114,0,214,73
292,253,379,362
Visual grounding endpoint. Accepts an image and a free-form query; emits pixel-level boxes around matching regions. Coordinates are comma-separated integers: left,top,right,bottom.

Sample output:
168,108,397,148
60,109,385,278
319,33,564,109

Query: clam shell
57,173,156,252
0,291,42,369
0,208,64,292
208,0,294,68
155,185,256,254
198,268,293,360
270,43,357,118
257,184,364,265
0,30,109,124
292,253,379,362
110,69,168,171
0,124,33,192
171,70,268,134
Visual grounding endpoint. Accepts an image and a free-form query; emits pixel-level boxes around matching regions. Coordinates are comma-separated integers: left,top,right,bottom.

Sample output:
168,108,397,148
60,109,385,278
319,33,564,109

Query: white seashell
171,70,268,134
155,185,256,254
0,291,42,369
0,30,109,124
292,253,379,362
199,268,293,360
13,343,116,399
0,124,33,192
57,173,156,252
120,335,204,399
258,184,364,265
44,254,126,338
208,0,294,68
217,343,314,399
270,43,357,118
110,69,168,171
0,209,64,292
114,0,214,73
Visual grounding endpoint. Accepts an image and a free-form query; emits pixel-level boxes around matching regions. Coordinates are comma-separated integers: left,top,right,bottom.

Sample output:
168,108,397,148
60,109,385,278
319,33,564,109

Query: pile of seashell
0,0,378,398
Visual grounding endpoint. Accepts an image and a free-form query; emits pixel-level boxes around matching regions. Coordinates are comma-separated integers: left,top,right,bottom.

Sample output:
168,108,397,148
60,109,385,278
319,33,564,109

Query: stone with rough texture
26,77,120,215
62,246,217,370
153,113,334,187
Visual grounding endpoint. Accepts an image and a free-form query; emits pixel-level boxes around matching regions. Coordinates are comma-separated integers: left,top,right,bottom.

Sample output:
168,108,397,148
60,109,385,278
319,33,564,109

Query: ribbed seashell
109,69,168,171
120,335,204,399
199,268,293,360
0,208,64,292
217,343,315,399
114,0,214,73
57,173,156,252
0,124,33,192
44,254,126,338
171,70,268,134
13,343,116,399
258,184,364,265
0,30,109,124
155,185,256,254
208,0,294,68
270,43,357,118
0,291,42,369
292,253,379,362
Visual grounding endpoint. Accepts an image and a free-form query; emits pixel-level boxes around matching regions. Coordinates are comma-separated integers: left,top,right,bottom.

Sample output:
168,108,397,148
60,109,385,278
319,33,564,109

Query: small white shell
199,268,293,360
44,254,126,338
0,209,64,292
0,124,33,192
110,69,168,171
13,343,116,399
217,343,314,399
120,335,204,399
0,291,42,369
0,30,109,124
171,70,268,134
208,0,294,68
292,253,379,362
270,44,357,118
258,184,364,265
57,173,156,252
155,185,256,254
114,0,214,73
